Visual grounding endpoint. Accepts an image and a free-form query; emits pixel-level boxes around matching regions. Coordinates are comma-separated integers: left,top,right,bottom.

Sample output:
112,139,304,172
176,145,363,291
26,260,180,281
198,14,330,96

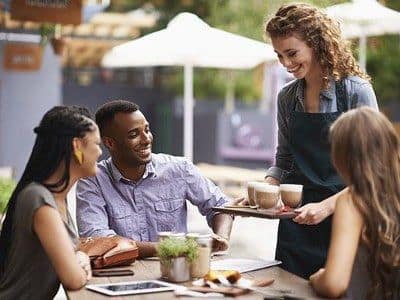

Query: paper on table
142,256,159,261
211,258,281,273
175,288,224,298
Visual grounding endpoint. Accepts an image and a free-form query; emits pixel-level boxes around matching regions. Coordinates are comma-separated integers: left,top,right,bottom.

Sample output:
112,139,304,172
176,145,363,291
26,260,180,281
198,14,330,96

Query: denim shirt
266,76,378,181
76,153,229,242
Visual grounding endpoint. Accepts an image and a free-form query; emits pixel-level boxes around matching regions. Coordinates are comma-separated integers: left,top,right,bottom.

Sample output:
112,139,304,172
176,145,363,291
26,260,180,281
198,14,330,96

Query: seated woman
310,107,400,299
0,106,102,299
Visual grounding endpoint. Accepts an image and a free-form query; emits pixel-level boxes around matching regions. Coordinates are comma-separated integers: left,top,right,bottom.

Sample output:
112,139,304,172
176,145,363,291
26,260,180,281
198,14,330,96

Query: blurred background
1,0,399,180
0,0,399,289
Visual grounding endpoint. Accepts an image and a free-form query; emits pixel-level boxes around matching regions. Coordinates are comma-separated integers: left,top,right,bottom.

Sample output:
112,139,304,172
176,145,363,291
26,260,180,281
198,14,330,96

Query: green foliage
157,237,198,265
163,68,259,101
156,0,348,103
0,178,16,214
39,23,56,46
108,0,399,105
367,35,400,105
108,0,215,30
365,0,400,105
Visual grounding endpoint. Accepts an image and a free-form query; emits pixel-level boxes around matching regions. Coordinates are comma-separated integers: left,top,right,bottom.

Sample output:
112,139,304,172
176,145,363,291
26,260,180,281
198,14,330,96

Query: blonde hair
330,107,400,299
265,3,369,89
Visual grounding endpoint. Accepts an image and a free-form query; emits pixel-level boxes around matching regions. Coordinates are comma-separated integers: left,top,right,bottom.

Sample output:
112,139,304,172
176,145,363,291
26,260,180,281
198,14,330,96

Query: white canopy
102,12,277,161
326,0,400,70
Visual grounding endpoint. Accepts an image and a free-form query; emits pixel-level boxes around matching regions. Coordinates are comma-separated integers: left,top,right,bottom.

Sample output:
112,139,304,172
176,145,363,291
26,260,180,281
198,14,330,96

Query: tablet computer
86,280,179,296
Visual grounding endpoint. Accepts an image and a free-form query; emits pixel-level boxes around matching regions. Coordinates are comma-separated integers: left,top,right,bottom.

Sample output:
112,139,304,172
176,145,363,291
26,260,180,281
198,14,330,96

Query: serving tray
212,206,299,219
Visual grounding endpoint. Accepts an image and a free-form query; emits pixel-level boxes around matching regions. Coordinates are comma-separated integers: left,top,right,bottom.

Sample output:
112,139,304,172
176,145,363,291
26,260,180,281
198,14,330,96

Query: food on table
203,270,241,283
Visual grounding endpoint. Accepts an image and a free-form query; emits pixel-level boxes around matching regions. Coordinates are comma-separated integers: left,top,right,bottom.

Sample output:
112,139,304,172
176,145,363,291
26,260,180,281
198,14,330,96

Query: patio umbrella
326,0,400,70
102,12,277,161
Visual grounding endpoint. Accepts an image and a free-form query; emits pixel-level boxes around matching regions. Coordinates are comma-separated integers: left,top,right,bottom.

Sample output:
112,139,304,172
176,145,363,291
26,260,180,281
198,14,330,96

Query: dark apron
275,81,347,279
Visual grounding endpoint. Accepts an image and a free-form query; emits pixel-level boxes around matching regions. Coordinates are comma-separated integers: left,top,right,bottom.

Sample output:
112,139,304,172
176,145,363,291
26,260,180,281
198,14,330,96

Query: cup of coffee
247,181,262,206
254,183,280,209
280,184,303,208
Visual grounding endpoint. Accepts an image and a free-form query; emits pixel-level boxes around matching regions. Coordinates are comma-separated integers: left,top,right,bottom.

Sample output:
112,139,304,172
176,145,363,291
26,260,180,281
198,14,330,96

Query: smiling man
76,100,235,257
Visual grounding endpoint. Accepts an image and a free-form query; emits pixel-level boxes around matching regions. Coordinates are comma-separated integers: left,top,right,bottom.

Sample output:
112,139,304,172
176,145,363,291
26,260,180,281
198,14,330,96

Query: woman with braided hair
0,106,102,298
263,3,378,278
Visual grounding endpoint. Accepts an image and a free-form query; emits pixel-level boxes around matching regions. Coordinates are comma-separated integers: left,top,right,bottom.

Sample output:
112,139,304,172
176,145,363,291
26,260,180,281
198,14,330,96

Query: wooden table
67,259,327,299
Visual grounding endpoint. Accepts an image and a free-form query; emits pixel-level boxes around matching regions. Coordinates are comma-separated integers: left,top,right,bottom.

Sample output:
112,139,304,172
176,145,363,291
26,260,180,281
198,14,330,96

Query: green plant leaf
0,178,16,214
157,237,199,265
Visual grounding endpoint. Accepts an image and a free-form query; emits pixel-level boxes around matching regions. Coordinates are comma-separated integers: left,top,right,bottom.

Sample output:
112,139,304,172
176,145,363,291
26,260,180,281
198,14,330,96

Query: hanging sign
3,42,43,71
11,0,82,25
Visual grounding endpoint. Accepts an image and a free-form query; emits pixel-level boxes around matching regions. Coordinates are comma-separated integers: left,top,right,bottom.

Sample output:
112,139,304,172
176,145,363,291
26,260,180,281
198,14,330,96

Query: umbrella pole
359,34,367,71
184,64,194,161
224,70,235,113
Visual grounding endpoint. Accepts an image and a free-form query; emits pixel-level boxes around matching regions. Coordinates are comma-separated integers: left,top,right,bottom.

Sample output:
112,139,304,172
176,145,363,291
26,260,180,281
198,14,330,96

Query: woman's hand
294,189,346,225
264,177,280,185
293,202,331,225
76,251,92,281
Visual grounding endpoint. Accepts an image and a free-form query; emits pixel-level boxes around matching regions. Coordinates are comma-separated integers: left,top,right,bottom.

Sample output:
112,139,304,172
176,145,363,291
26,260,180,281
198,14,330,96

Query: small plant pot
50,37,66,56
160,257,190,283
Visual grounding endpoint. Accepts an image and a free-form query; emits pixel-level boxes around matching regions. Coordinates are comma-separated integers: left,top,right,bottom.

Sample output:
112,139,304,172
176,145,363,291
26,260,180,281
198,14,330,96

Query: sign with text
11,0,82,25
4,43,43,71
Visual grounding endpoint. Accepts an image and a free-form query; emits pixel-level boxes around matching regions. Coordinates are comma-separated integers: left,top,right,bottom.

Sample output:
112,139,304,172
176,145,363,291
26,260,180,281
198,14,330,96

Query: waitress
264,3,378,279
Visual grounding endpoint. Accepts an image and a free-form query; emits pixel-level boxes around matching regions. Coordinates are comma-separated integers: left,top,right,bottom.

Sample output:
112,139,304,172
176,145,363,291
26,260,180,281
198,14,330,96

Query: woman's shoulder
340,76,377,108
19,182,51,197
17,182,55,210
277,79,302,109
341,75,371,88
279,79,301,97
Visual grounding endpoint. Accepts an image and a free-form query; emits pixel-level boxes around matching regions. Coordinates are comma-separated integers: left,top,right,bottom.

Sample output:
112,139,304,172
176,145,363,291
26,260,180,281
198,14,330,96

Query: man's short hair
95,100,139,136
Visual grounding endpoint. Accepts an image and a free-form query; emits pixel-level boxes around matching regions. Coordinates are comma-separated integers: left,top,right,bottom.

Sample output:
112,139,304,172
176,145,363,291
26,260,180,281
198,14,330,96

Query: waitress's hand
264,177,280,185
293,202,330,225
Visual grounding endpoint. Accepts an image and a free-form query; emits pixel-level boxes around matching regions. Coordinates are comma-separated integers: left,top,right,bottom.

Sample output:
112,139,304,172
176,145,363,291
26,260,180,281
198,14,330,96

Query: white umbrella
326,0,400,70
102,12,277,161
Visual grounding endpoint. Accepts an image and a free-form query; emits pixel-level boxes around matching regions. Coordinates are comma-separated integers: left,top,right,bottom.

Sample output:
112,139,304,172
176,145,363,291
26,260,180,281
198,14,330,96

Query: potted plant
0,178,16,224
157,237,198,282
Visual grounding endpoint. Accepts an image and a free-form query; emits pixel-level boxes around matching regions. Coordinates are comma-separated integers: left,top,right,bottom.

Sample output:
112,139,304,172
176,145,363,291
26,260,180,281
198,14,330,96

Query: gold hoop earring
74,150,84,165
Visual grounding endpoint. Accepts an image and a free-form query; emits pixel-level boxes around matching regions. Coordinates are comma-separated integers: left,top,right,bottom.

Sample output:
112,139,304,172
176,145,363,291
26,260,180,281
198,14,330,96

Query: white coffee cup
280,184,303,208
247,181,263,206
254,183,280,209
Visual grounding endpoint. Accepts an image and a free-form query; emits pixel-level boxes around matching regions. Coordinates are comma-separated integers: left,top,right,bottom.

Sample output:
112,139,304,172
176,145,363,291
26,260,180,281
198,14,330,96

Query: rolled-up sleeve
76,177,116,237
266,90,294,181
183,160,230,227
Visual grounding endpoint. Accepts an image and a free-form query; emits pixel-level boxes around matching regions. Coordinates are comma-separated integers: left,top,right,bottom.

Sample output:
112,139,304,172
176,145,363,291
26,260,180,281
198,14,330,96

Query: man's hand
229,197,247,206
211,211,233,252
211,233,229,252
294,202,331,225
